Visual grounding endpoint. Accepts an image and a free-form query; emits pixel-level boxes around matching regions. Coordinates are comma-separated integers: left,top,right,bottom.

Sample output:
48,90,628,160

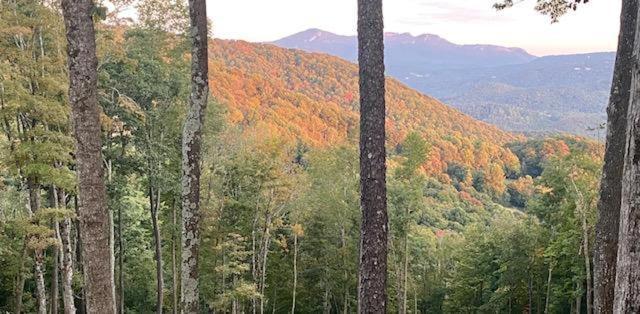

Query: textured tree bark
614,6,640,310
61,1,117,312
181,0,209,312
594,1,639,313
357,0,387,313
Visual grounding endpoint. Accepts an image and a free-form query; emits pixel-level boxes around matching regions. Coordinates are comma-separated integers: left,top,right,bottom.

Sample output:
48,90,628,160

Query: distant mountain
272,28,536,69
271,29,614,137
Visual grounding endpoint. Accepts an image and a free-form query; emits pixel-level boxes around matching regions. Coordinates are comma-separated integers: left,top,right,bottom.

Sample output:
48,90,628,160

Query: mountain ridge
270,28,615,137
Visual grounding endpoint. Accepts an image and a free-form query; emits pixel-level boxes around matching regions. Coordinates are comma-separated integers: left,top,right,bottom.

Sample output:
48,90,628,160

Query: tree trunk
545,262,553,314
150,187,164,313
14,240,27,314
172,198,178,314
323,285,330,314
34,249,47,314
614,6,640,310
401,225,409,314
57,189,76,314
528,274,533,314
570,177,592,314
73,197,87,314
593,1,639,313
575,281,582,314
27,177,47,314
51,188,60,314
357,0,387,312
118,198,125,314
181,0,209,312
61,1,116,312
259,217,272,314
341,227,349,314
291,232,298,314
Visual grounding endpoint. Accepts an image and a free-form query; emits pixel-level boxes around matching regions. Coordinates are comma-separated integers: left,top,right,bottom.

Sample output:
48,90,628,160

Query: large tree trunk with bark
593,1,639,313
357,0,388,313
181,0,209,312
61,1,117,312
614,6,640,310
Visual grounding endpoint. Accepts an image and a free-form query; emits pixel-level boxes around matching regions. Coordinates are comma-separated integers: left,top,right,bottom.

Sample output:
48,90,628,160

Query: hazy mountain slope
208,39,522,176
272,28,535,69
271,29,614,137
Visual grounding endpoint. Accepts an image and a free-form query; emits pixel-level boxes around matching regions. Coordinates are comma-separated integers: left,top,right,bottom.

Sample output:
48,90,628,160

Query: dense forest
1,0,640,313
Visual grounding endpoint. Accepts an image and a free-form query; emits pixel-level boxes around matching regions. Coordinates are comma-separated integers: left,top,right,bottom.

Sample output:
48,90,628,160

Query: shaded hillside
208,39,522,178
271,29,614,137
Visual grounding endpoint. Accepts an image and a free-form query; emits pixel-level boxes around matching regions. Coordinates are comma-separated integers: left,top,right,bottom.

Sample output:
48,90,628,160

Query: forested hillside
209,39,521,178
273,29,614,137
0,2,609,313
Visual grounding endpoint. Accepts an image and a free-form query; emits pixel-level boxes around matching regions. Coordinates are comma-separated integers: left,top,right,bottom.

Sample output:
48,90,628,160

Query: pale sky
207,0,621,56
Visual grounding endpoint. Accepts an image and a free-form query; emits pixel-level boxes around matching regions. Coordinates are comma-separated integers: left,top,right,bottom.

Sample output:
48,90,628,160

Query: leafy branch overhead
494,0,589,22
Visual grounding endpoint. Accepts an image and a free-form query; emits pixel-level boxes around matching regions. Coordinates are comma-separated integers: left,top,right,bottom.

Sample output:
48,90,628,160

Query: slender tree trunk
323,285,330,314
291,232,298,314
14,240,27,314
357,0,387,312
181,0,209,312
545,262,553,314
118,199,124,314
50,187,60,314
259,217,272,314
570,178,592,314
614,6,640,310
60,216,76,314
58,189,76,314
401,227,409,314
150,187,164,313
34,249,47,314
528,274,533,314
341,227,349,314
593,1,639,313
61,1,116,312
172,198,178,314
575,281,582,314
27,177,47,314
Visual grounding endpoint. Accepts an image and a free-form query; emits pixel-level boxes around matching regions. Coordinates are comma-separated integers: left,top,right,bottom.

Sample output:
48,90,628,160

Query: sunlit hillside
208,39,522,177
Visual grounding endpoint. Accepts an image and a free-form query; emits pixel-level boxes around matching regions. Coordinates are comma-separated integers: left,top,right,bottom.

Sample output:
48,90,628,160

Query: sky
207,0,621,56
